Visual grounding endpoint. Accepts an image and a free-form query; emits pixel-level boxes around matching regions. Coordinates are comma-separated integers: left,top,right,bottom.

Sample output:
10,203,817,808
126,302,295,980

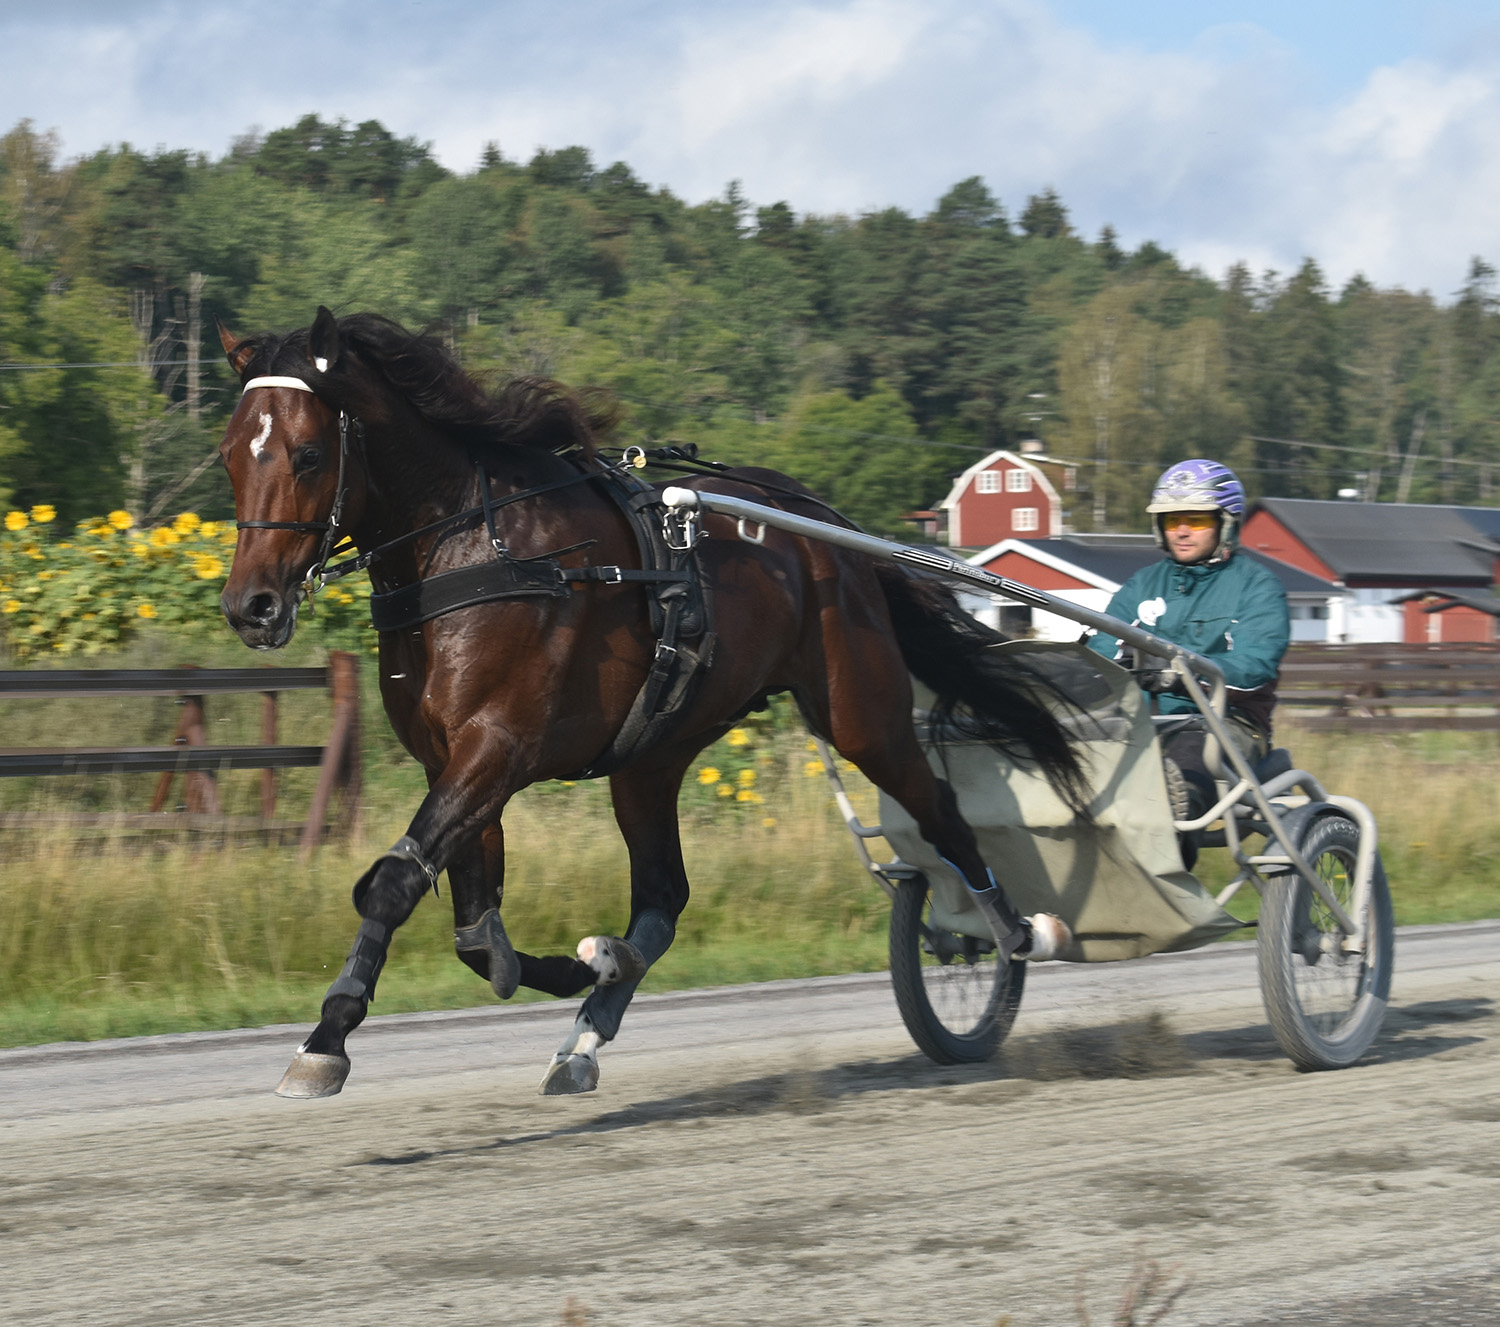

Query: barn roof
1253,498,1500,584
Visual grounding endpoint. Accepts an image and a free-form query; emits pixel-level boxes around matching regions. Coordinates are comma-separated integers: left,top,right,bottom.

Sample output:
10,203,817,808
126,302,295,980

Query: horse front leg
275,751,514,1099
449,823,522,1000
450,823,602,1000
539,752,693,1096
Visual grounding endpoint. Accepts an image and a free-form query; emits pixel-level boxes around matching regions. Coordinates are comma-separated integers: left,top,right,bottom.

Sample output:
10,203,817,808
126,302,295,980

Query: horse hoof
274,1051,351,1098
538,1053,599,1096
1021,913,1071,962
576,935,647,987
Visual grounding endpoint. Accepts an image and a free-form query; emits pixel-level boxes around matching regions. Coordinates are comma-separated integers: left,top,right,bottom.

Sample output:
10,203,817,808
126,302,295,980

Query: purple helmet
1146,459,1245,556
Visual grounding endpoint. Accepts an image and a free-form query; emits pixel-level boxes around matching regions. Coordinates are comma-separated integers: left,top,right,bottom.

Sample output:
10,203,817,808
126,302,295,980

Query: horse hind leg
539,754,691,1096
822,693,1068,962
539,909,676,1095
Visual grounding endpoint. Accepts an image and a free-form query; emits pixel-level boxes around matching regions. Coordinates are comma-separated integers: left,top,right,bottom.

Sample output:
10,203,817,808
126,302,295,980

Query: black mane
238,312,611,460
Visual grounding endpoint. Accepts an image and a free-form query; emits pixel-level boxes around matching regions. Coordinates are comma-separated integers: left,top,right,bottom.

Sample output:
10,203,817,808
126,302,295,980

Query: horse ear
218,320,255,376
307,306,341,375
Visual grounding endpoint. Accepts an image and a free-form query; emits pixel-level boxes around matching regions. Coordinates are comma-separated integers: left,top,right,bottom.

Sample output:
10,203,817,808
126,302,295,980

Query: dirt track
2,924,1498,1327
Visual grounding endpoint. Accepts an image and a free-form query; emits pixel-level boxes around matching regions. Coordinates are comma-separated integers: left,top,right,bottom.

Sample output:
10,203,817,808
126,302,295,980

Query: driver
1087,460,1289,858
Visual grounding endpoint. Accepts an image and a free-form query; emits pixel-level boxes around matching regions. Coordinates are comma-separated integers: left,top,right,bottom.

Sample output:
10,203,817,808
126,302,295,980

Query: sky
3,0,1499,296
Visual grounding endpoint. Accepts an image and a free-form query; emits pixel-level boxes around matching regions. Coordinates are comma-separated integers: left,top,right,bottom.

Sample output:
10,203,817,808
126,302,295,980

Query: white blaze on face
250,411,273,459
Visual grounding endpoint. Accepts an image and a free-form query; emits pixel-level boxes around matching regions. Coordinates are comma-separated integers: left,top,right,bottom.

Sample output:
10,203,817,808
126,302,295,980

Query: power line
1244,433,1494,470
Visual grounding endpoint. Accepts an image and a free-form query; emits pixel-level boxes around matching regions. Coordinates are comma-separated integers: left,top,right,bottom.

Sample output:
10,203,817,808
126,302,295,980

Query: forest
3,112,1500,538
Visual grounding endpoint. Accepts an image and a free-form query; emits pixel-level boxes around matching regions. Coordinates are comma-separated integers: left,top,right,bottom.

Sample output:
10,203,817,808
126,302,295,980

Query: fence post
299,652,361,860
148,690,221,814
260,690,278,822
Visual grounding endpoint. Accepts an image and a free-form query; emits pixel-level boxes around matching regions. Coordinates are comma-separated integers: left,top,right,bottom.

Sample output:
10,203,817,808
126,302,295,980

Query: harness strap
367,558,694,632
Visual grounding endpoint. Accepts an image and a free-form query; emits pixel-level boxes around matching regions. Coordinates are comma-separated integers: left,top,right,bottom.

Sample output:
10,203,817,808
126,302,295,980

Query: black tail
876,565,1092,816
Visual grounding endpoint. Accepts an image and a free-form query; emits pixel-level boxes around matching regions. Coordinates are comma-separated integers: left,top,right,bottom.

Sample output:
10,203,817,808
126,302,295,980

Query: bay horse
216,307,1085,1098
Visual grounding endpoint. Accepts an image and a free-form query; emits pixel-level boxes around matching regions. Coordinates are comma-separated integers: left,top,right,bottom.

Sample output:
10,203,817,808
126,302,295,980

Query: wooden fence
1279,642,1500,732
0,651,360,854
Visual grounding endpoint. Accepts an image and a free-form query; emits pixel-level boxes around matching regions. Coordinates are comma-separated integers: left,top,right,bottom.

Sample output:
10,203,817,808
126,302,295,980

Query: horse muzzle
221,585,299,650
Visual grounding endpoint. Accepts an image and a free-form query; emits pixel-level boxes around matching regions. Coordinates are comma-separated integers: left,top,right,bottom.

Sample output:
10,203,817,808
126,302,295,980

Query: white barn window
1012,507,1039,532
975,470,1001,493
1005,468,1032,493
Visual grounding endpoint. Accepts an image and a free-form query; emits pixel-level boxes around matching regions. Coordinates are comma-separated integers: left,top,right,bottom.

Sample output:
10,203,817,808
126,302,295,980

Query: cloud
3,0,1499,293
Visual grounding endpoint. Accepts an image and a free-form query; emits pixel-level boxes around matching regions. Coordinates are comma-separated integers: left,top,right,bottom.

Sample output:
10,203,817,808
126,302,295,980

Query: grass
2,690,1499,1049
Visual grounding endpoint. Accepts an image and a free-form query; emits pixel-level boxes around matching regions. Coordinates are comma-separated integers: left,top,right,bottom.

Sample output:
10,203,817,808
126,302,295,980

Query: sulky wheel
1257,814,1395,1071
888,874,1025,1064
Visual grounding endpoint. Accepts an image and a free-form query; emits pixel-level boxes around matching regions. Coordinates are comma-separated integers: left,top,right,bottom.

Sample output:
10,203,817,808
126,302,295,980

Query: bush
0,504,372,659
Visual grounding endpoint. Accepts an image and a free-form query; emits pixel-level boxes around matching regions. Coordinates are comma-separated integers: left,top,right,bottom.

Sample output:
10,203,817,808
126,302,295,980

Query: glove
1138,668,1184,695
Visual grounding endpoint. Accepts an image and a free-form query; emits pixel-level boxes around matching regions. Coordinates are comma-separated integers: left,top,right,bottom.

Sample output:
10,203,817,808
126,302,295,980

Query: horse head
217,306,369,649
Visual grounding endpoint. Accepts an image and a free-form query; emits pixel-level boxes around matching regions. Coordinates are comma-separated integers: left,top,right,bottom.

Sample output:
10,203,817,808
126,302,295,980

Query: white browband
242,376,315,394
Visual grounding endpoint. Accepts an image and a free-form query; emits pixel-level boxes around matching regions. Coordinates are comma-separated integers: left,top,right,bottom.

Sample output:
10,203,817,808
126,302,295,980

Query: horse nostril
245,592,282,626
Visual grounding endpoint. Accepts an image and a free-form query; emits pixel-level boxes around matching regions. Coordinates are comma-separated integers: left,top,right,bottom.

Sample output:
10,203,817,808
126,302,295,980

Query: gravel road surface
2,922,1497,1326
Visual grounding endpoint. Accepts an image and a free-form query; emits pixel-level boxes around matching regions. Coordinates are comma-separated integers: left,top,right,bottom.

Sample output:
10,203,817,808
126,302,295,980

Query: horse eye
293,446,323,474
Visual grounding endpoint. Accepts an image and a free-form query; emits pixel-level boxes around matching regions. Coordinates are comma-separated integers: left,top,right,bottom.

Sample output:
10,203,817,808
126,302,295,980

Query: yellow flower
149,527,180,548
735,788,763,803
136,603,158,619
737,768,756,786
108,510,133,530
2,600,20,614
762,817,777,828
193,554,224,580
30,504,56,523
130,542,149,557
696,767,721,785
4,511,27,531
804,740,818,752
81,612,96,621
804,760,826,778
38,570,54,581
198,521,220,538
173,512,202,535
727,727,750,747
717,784,733,797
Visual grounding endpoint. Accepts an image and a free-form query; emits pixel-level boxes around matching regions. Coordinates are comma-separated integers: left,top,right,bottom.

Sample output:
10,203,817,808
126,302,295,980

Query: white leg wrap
554,1014,603,1063
1022,913,1071,962
575,934,647,987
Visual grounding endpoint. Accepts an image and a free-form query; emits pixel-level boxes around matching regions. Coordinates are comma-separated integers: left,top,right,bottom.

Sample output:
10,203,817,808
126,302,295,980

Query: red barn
938,451,1070,548
1397,592,1500,643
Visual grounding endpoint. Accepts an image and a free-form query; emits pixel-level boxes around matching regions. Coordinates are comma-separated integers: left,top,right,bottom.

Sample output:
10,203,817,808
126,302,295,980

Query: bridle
235,375,361,601
231,374,602,608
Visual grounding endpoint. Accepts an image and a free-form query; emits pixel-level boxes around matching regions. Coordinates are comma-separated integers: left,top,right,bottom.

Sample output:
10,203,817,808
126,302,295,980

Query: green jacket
1086,552,1290,731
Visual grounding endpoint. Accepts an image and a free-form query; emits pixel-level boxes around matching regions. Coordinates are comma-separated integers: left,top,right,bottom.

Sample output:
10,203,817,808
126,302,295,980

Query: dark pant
1162,714,1269,869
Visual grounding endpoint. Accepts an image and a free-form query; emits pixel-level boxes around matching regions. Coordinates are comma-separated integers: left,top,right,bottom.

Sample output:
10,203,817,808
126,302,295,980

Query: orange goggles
1160,511,1219,532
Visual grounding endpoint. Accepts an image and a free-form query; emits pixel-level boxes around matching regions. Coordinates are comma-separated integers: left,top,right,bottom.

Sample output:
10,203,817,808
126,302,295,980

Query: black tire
888,874,1025,1064
1257,814,1394,1071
